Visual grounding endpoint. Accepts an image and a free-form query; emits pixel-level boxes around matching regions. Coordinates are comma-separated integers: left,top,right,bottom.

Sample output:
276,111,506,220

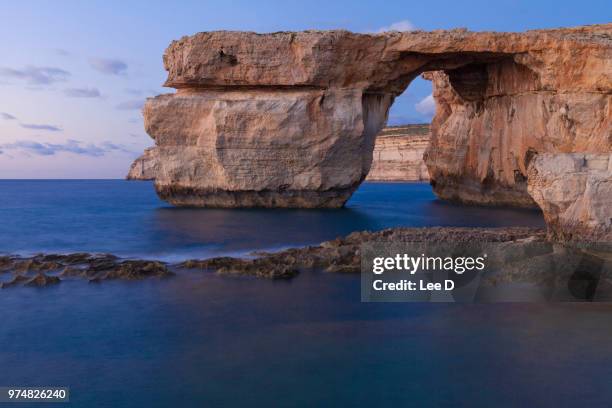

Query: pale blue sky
0,0,609,178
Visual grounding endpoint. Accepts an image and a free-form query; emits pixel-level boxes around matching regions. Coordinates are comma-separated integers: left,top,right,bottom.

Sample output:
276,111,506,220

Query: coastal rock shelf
366,124,430,181
0,253,172,288
181,227,547,277
5,227,612,292
131,24,612,240
0,227,547,287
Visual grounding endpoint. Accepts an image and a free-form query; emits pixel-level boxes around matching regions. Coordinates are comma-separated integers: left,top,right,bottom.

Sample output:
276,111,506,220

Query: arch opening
363,54,544,209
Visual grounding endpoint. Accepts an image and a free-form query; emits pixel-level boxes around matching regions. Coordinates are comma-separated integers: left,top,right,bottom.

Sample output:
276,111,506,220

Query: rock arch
129,25,612,240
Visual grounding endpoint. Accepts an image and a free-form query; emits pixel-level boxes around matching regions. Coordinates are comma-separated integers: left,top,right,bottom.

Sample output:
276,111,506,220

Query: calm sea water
0,180,544,260
3,181,611,407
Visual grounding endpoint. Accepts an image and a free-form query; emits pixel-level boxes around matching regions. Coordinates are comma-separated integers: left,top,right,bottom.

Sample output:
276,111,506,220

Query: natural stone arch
129,25,612,240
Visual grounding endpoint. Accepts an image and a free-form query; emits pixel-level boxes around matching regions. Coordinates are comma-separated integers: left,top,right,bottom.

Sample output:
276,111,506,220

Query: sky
0,0,609,178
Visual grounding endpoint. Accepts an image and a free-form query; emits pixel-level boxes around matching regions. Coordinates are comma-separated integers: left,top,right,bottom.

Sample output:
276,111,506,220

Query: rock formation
180,227,545,277
132,124,432,183
366,124,430,181
0,227,550,287
0,253,172,288
127,147,158,180
528,153,612,241
423,60,610,208
131,24,611,239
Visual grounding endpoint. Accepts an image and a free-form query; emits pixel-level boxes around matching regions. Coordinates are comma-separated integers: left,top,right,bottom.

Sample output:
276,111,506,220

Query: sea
2,180,611,407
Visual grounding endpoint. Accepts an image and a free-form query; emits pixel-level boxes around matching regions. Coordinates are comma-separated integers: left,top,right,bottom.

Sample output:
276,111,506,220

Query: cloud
20,123,62,131
0,139,133,157
415,94,436,117
89,58,128,75
116,99,144,110
124,88,142,96
100,141,133,153
376,20,416,33
0,66,70,84
124,88,159,96
64,87,101,98
1,112,17,120
55,48,71,57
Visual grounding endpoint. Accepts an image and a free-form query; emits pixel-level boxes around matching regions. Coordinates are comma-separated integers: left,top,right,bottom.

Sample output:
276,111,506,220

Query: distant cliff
127,147,157,180
367,125,430,182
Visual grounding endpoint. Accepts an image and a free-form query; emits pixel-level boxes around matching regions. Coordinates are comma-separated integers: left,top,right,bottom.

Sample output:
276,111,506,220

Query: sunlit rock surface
131,24,611,225
528,153,612,242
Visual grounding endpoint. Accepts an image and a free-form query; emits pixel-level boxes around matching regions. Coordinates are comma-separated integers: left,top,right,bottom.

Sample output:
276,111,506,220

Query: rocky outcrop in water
1,228,546,288
366,124,430,181
527,153,612,241
131,25,611,238
179,227,545,277
0,253,172,288
7,227,612,293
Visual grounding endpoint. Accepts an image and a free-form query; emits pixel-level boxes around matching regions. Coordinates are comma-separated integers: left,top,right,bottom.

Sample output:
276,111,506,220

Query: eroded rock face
133,123,432,184
127,147,159,180
527,153,612,241
131,24,611,219
367,125,430,181
423,62,611,208
138,89,389,207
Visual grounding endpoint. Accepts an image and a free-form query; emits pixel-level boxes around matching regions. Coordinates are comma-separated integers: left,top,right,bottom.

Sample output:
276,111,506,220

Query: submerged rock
24,273,61,287
0,274,30,288
97,260,170,281
0,254,173,288
181,257,299,280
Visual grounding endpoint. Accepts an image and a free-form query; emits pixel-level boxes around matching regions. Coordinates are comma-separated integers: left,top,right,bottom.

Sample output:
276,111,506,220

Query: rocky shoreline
1,227,546,288
0,253,172,288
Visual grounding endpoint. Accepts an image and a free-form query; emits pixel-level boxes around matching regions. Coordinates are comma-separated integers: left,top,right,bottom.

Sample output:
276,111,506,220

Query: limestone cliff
132,125,432,183
130,24,611,239
367,125,430,181
423,59,610,208
127,147,158,180
527,153,611,242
